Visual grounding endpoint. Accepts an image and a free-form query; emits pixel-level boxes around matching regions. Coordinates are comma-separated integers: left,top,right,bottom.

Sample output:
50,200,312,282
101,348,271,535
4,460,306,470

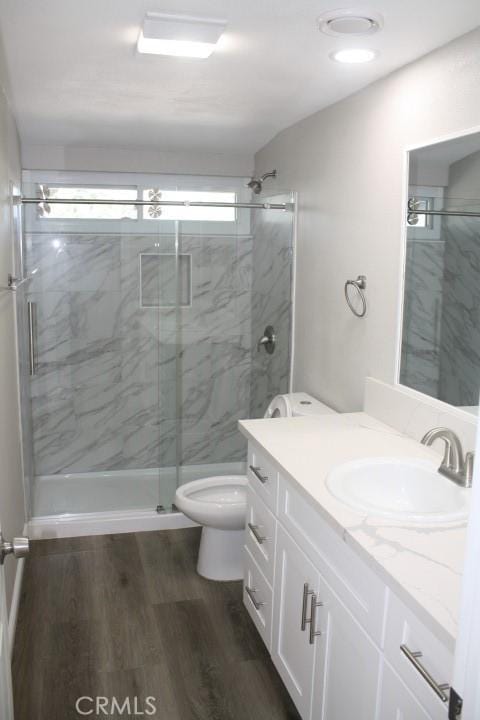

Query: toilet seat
175,475,247,530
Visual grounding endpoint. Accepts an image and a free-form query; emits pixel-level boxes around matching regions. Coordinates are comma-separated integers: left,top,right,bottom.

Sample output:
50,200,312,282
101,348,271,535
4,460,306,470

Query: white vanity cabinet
272,524,319,718
242,441,453,720
273,524,381,720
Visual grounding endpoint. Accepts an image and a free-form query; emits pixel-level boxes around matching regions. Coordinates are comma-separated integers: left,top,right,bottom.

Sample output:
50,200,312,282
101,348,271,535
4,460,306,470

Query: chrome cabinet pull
309,593,323,644
249,465,268,484
247,522,267,545
301,582,313,631
27,301,37,376
400,645,450,702
245,585,265,611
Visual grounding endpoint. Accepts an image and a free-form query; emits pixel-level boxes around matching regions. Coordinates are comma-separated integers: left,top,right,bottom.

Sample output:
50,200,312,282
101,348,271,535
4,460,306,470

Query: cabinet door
379,662,433,720
273,524,320,720
312,580,381,720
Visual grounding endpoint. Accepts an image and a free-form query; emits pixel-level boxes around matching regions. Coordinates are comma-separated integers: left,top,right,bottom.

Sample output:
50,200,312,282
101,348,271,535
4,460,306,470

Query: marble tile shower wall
400,239,445,398
25,231,256,475
401,217,480,407
439,216,480,406
250,196,293,418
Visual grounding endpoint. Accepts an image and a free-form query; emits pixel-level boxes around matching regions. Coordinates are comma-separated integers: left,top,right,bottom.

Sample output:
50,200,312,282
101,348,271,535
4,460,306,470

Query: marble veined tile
26,221,293,477
27,234,121,293
439,218,480,405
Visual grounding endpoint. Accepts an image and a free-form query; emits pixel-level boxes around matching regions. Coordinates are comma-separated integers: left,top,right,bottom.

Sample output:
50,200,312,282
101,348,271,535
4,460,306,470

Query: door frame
452,400,480,718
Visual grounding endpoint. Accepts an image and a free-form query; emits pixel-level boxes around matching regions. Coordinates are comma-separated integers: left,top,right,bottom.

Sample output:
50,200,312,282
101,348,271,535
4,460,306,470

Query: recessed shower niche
140,253,192,308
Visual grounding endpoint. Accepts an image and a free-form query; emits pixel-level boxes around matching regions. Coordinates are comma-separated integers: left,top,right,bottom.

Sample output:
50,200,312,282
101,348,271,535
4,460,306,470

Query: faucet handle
463,452,475,487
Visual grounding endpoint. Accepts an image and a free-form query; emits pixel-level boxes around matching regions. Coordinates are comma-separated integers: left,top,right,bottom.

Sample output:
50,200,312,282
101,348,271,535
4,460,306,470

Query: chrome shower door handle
27,301,37,376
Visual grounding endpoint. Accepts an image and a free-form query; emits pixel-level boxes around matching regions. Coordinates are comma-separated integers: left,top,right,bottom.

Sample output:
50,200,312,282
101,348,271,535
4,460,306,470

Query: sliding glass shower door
18,180,295,519
20,199,178,516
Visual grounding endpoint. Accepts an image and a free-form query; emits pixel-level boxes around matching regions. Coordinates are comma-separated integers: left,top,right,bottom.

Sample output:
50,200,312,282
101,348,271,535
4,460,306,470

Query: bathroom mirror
400,130,480,413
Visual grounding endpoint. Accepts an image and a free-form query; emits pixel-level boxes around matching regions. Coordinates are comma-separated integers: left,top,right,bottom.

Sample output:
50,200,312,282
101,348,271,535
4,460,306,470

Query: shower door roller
0,533,29,564
257,325,276,354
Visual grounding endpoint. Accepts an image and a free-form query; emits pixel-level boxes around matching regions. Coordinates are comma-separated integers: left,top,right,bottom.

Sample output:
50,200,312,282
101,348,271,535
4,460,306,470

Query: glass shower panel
21,198,177,517
249,194,295,418
175,196,294,485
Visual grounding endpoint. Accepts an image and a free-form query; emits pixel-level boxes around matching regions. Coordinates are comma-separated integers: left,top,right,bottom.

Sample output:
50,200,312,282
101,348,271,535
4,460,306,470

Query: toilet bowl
175,476,247,581
174,392,336,581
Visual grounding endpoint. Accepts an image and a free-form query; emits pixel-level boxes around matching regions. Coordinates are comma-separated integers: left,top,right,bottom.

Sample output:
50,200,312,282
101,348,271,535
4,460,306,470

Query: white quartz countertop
239,412,468,651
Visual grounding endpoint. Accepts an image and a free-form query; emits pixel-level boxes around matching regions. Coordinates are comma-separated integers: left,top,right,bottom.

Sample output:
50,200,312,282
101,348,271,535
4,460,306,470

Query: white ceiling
1,1,480,155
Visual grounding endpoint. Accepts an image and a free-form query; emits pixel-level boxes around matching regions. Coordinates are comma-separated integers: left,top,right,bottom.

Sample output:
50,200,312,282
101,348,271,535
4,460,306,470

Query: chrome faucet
421,427,474,488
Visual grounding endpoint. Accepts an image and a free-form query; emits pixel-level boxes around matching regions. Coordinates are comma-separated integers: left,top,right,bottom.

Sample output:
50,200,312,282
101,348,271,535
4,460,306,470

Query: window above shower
22,170,251,235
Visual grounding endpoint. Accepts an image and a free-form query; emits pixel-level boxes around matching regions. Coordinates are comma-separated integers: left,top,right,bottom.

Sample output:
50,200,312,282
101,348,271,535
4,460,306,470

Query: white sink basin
326,457,469,523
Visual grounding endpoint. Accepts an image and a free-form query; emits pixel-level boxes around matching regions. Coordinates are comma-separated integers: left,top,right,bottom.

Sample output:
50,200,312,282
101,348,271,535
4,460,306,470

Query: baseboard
8,556,24,653
27,508,197,540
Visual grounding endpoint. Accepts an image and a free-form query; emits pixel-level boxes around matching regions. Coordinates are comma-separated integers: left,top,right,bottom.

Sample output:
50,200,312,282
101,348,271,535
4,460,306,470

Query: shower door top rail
20,197,293,211
407,197,480,218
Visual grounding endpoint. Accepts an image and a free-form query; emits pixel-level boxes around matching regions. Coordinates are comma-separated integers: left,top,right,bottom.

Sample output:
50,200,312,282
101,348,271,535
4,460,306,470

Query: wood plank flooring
12,528,300,720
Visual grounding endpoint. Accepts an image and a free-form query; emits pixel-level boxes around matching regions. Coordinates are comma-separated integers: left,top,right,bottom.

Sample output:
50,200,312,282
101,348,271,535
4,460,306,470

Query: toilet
174,392,336,581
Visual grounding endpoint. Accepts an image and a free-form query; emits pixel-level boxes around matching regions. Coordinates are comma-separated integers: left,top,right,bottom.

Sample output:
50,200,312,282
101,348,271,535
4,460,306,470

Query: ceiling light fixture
330,48,378,64
137,12,227,58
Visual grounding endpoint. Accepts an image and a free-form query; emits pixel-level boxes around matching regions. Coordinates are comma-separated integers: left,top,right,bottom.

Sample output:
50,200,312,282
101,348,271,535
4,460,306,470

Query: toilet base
197,527,244,581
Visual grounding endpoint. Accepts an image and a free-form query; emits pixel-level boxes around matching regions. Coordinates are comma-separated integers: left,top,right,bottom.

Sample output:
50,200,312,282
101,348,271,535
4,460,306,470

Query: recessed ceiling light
330,48,378,64
318,9,383,36
137,12,227,58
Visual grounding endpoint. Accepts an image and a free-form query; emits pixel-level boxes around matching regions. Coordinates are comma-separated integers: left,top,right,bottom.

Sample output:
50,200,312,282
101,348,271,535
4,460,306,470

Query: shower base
28,461,246,540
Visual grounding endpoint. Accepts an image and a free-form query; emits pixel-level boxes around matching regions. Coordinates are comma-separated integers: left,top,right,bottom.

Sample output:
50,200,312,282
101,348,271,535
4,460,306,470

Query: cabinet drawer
243,547,273,651
384,593,452,719
247,442,279,512
278,475,387,645
245,486,277,585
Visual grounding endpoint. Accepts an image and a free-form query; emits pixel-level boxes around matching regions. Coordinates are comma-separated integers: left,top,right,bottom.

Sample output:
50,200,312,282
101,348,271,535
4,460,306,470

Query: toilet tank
264,392,337,418
289,392,337,416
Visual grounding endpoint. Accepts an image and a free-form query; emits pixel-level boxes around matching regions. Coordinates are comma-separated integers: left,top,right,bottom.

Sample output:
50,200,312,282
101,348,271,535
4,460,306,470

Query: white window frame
22,170,252,236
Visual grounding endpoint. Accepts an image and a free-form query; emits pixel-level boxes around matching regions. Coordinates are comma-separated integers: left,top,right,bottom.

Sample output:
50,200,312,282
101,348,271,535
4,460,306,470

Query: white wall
255,28,480,412
21,143,253,178
0,48,25,611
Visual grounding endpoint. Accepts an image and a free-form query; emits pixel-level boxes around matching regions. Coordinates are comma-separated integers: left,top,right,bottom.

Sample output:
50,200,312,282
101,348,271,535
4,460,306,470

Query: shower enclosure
15,173,295,522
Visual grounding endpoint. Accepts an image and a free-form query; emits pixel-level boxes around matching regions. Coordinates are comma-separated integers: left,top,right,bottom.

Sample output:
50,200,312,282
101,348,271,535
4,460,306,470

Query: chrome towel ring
345,275,367,318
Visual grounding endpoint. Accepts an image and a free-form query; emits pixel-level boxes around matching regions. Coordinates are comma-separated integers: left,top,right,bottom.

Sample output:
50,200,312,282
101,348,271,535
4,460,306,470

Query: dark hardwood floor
12,528,300,720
